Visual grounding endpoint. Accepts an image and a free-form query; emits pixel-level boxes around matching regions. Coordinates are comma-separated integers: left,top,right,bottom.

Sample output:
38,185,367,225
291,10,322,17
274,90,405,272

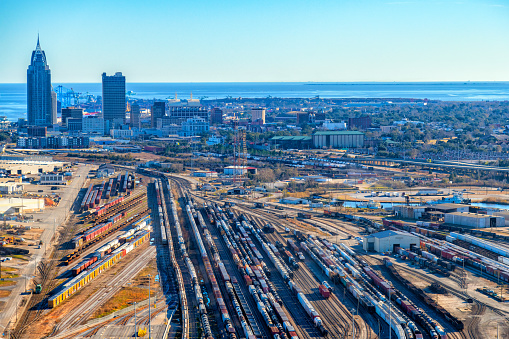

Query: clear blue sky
0,0,508,83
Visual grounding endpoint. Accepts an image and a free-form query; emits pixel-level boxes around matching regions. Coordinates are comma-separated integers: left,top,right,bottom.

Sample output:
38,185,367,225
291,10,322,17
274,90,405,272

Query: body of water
1,82,509,122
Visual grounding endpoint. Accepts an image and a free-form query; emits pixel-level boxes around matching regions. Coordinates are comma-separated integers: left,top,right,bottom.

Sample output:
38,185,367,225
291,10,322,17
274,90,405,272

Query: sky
0,0,508,83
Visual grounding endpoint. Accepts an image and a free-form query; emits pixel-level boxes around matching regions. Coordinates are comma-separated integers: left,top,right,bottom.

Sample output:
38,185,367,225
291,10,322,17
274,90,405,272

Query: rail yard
2,166,508,339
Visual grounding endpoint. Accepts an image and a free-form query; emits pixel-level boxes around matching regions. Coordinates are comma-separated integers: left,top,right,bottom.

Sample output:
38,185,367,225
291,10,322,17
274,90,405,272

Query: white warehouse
363,230,420,253
444,212,505,228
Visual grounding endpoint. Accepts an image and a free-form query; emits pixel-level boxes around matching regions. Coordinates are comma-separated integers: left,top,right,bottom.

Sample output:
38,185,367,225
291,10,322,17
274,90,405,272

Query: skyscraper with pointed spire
27,36,57,126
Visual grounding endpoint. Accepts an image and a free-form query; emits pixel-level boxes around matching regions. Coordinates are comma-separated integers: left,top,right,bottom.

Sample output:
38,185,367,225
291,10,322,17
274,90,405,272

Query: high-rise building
130,103,141,129
102,72,126,125
251,108,265,124
210,107,223,124
168,106,208,125
151,101,166,128
61,107,84,127
27,36,56,126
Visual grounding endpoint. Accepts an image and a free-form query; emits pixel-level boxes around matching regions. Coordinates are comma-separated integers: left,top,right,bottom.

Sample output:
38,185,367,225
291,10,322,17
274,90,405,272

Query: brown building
297,112,310,125
210,107,223,124
348,116,372,130
27,126,47,137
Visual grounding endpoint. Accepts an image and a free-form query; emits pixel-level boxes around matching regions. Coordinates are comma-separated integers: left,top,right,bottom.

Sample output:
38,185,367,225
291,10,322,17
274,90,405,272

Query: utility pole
148,274,151,339
134,301,137,338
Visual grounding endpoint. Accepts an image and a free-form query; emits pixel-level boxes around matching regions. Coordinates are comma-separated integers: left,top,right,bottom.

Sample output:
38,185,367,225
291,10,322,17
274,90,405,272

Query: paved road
0,164,91,335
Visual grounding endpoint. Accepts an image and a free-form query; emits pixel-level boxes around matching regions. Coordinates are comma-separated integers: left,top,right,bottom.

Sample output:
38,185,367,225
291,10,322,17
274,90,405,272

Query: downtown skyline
0,0,508,83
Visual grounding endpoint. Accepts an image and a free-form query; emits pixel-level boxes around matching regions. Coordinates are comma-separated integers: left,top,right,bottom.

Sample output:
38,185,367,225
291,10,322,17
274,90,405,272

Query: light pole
133,301,137,338
148,274,151,339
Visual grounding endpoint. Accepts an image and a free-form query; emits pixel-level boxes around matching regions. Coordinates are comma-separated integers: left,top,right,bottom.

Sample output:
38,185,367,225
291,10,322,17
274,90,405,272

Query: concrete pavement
0,164,91,336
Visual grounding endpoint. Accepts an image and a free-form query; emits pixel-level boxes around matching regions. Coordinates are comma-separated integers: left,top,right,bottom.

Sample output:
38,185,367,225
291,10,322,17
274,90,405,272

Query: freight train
48,229,150,308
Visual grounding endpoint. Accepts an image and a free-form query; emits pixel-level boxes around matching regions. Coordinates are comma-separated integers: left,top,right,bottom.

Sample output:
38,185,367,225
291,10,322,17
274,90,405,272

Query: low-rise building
0,197,45,214
363,230,419,252
179,117,209,137
394,206,426,219
82,116,105,135
270,136,312,150
97,164,115,178
279,197,310,205
110,129,134,139
312,131,364,148
0,182,24,194
40,173,67,185
193,171,218,178
224,166,257,176
444,212,505,228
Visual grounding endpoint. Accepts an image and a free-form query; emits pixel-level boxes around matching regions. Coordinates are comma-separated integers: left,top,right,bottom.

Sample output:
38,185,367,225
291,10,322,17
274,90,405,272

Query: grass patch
92,286,154,318
477,197,509,205
11,255,29,261
286,192,310,198
0,290,11,297
0,266,16,272
0,280,16,287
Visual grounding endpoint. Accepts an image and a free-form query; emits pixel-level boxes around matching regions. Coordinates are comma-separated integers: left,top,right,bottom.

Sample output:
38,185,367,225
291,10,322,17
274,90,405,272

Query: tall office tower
130,103,141,129
251,108,266,124
27,36,56,126
102,72,126,125
151,101,166,128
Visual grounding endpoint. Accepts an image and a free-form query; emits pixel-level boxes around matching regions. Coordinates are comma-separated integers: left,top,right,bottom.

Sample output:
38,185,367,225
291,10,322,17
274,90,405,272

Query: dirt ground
91,257,160,319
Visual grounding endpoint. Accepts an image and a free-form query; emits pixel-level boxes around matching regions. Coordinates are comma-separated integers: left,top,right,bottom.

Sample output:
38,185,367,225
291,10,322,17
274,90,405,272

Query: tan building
0,197,45,214
251,108,266,124
0,160,68,175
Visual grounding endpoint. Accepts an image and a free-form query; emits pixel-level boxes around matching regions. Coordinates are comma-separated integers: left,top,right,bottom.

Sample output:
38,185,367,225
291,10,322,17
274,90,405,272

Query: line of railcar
155,179,189,339
70,215,151,276
384,219,509,284
199,205,274,339
299,236,410,339
329,241,446,339
48,226,151,308
237,217,328,337
163,180,213,339
186,201,236,338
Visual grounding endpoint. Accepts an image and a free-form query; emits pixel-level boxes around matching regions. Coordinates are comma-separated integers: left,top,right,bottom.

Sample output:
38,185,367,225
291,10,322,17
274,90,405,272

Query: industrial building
193,171,218,178
394,205,426,219
279,197,310,205
0,159,68,175
363,230,420,253
224,166,257,176
0,197,45,214
312,131,364,149
0,182,24,194
40,173,67,185
97,164,115,178
270,136,312,150
444,212,505,228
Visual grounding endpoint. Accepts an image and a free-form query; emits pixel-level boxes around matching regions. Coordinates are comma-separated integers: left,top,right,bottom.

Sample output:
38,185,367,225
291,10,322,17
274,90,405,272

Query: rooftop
313,131,364,136
270,136,312,141
426,203,469,211
447,212,501,219
367,230,412,239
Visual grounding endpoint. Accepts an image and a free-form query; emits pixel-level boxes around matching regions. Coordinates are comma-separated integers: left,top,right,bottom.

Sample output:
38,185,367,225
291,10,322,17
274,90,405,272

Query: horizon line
1,80,509,85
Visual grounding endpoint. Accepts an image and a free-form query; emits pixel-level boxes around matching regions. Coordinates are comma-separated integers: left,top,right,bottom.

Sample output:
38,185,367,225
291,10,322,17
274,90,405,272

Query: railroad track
232,203,377,338
10,214,81,339
245,213,350,338
163,179,199,339
240,209,366,338
51,245,157,336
